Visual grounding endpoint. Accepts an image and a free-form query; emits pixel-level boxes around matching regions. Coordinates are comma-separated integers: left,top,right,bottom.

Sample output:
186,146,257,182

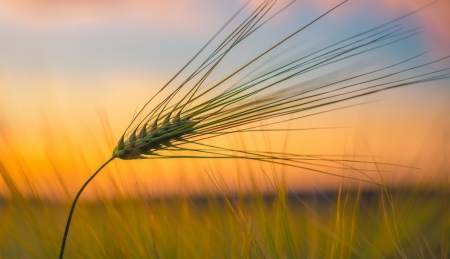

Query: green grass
1,176,448,258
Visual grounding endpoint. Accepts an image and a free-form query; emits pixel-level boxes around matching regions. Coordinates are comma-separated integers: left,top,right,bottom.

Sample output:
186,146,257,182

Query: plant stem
59,156,115,259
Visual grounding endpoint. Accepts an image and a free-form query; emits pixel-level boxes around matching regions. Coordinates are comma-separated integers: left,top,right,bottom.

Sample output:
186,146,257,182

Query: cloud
316,0,450,47
0,0,231,33
1,0,448,44
379,0,450,46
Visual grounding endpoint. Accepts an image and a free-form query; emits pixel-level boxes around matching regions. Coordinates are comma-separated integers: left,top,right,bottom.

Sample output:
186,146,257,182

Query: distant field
1,187,448,258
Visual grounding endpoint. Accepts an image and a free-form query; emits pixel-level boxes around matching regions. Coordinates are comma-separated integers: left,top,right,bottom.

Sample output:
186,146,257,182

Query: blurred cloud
0,0,447,80
0,1,445,25
0,0,231,33
379,0,449,50
0,0,447,46
317,0,450,47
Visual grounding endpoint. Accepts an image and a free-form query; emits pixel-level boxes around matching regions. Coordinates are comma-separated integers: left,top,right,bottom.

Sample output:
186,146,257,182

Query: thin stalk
59,156,116,259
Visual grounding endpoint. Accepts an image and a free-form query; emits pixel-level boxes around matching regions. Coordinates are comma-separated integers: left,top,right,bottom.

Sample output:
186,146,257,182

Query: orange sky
0,0,449,200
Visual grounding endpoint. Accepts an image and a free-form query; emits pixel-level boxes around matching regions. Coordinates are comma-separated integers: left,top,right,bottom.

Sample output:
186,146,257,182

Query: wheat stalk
58,0,450,258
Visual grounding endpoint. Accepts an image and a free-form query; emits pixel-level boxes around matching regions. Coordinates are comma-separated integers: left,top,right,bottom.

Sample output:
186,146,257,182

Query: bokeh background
0,0,449,200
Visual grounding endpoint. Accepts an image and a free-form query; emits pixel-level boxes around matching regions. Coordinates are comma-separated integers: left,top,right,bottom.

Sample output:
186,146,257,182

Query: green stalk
59,156,115,259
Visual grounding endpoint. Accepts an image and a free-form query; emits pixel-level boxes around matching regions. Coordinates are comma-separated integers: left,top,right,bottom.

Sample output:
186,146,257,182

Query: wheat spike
59,1,450,258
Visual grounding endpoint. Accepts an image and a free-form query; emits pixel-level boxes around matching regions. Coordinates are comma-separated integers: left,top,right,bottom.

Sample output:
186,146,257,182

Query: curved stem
59,156,115,259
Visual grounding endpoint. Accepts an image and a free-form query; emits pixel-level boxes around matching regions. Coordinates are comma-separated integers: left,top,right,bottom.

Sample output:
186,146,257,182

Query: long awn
58,1,449,258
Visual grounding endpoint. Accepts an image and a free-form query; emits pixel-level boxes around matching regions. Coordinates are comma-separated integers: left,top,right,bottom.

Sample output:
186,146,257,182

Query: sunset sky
0,0,449,200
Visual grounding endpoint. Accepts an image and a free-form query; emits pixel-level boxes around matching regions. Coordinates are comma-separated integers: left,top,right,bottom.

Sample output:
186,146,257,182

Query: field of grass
1,170,448,258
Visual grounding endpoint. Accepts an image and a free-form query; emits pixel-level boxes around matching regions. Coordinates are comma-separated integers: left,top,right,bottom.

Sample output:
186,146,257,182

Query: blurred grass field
1,96,448,259
1,164,448,258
